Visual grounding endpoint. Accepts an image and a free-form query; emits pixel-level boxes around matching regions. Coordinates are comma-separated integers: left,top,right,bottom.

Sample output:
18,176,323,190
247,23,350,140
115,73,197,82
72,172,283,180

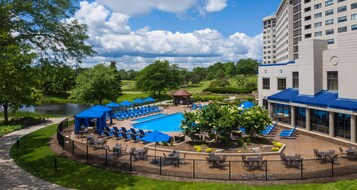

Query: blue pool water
132,114,167,123
133,113,184,132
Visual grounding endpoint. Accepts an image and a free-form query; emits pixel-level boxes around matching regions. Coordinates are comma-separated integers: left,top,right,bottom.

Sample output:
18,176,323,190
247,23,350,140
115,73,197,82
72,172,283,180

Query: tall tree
0,43,39,123
215,68,226,79
136,60,183,100
0,0,95,65
38,63,76,95
236,59,259,75
70,64,121,105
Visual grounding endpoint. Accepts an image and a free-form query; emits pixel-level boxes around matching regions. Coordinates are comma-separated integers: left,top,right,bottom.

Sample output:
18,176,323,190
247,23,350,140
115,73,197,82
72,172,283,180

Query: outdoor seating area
113,106,161,120
280,153,302,169
313,149,339,163
241,155,265,170
206,153,227,169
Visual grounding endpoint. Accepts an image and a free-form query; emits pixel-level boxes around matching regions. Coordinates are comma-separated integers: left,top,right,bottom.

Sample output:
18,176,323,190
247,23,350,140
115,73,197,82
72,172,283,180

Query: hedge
203,87,256,94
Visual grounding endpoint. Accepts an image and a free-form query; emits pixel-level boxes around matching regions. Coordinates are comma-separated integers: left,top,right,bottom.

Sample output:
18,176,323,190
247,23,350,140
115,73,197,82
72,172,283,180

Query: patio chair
313,149,322,161
279,130,295,138
138,129,148,137
120,127,130,134
104,131,114,139
280,153,289,167
339,147,346,156
113,126,121,133
105,126,115,132
114,132,123,140
122,133,132,141
206,157,213,168
131,134,142,142
328,153,339,163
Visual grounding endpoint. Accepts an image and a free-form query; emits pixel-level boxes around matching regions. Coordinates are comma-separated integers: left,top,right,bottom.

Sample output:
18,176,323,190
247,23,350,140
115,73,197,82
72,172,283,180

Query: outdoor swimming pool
133,112,184,132
131,113,166,123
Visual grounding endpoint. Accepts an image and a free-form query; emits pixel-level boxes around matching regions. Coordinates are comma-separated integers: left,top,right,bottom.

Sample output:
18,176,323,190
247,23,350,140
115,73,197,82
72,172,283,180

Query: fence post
300,159,303,180
331,160,334,177
86,144,89,161
228,161,231,180
265,160,268,181
105,149,108,167
130,154,133,171
193,159,195,178
160,157,162,175
72,140,75,156
16,137,20,148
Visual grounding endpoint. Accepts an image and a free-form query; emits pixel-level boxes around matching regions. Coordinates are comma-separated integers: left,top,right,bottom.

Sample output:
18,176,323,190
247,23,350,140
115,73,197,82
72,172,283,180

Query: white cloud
205,0,228,12
75,1,262,70
96,0,228,16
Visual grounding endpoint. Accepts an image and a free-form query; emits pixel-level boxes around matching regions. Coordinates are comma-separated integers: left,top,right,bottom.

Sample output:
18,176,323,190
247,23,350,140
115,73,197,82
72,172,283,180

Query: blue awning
291,91,338,108
75,109,104,118
268,89,357,112
268,88,298,103
88,105,112,113
329,99,357,112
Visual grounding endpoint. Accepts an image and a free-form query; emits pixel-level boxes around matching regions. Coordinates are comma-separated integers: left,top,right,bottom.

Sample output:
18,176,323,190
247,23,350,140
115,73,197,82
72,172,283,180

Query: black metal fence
56,118,357,181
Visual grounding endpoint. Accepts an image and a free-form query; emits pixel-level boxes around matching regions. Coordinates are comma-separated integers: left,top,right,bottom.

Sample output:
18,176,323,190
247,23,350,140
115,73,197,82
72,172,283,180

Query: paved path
0,118,71,190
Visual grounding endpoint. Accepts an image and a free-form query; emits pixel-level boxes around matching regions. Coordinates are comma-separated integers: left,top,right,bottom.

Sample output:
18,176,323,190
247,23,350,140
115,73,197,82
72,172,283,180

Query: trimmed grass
10,124,357,190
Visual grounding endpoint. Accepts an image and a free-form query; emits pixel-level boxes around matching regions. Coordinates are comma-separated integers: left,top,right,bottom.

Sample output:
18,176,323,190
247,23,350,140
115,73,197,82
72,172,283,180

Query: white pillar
291,106,295,128
329,112,334,137
268,102,273,118
306,108,311,131
351,115,356,143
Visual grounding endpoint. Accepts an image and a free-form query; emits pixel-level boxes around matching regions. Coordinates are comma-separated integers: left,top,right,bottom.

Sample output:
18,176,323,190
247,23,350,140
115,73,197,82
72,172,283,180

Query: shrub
203,87,256,94
194,145,202,152
236,138,244,147
205,148,213,153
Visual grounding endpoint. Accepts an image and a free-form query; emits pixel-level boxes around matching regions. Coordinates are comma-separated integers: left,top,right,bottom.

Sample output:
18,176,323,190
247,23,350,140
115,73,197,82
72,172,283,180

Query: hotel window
295,107,306,128
337,6,347,13
263,78,270,90
315,31,322,37
314,22,322,28
335,113,351,140
352,24,357,31
305,25,312,30
327,39,335,44
314,12,322,18
314,3,322,10
305,7,312,12
327,71,338,91
325,29,334,35
272,103,291,124
305,33,312,38
263,99,268,110
338,26,347,33
338,16,347,23
305,16,312,21
292,72,299,88
337,0,346,2
326,19,334,25
325,0,333,6
277,78,286,90
325,9,334,16
352,13,357,20
352,3,357,9
311,109,329,134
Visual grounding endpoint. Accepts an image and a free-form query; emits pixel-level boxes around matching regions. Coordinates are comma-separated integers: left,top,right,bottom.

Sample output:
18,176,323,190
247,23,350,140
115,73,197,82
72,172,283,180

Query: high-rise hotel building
262,0,357,63
258,0,357,144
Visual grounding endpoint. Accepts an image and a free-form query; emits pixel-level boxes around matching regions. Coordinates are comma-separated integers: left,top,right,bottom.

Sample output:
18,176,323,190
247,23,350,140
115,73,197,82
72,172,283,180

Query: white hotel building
258,0,357,144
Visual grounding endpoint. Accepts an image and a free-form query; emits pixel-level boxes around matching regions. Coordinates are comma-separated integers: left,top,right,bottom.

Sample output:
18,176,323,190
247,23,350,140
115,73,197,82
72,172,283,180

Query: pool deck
70,104,350,161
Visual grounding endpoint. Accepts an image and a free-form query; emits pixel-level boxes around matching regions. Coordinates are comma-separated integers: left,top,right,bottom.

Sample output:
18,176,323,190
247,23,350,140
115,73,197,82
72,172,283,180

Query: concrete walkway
0,118,71,190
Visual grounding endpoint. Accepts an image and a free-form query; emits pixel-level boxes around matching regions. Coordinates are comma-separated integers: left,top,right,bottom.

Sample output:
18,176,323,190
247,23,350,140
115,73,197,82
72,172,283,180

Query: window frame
327,71,338,91
277,78,287,90
262,78,270,90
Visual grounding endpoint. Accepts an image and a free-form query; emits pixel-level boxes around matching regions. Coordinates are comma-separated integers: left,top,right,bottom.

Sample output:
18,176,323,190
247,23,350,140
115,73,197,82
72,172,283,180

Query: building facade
263,15,277,64
263,0,357,63
258,32,357,143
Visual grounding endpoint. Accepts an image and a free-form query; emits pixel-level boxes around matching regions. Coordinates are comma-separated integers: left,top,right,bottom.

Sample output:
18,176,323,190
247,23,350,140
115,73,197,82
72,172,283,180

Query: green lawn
10,124,357,190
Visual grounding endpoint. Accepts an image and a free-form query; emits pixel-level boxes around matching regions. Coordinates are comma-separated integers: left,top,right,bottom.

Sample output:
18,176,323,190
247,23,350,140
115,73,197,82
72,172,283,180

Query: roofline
259,61,295,67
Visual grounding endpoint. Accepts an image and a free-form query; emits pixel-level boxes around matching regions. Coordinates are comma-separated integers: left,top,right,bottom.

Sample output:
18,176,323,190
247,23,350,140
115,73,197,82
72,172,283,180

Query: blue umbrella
133,98,144,105
120,100,133,107
141,130,171,162
239,101,255,109
144,97,155,103
105,102,120,108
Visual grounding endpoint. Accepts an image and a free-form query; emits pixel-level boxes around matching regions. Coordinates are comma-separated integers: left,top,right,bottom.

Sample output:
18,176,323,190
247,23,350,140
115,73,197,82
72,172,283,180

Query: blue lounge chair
130,128,139,135
139,129,148,137
120,127,130,134
279,126,297,138
122,133,132,140
239,127,246,134
114,132,123,140
105,126,115,132
192,104,197,110
104,131,114,138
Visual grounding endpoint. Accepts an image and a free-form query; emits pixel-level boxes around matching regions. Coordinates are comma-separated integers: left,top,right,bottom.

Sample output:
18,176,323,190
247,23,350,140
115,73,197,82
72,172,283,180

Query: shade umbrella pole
155,142,157,163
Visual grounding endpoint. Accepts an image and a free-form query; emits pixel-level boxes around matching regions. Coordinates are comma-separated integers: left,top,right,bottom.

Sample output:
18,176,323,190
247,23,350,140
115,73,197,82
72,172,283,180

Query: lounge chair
131,134,142,142
130,128,139,135
139,129,148,137
104,131,114,139
114,132,123,140
122,133,132,141
105,126,115,132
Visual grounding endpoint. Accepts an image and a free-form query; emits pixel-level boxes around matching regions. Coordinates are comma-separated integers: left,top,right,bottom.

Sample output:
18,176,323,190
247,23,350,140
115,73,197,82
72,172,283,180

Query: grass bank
10,124,357,190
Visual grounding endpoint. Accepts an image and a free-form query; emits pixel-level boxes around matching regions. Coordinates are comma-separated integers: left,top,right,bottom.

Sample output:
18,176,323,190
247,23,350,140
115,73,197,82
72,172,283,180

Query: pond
1,103,92,116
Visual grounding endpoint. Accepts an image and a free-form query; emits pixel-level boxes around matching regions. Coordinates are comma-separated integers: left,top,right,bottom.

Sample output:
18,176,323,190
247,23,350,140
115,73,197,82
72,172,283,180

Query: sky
74,0,281,70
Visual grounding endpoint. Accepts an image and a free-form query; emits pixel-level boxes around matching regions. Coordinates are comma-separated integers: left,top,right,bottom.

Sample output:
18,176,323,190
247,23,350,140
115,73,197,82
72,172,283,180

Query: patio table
347,149,357,160
113,145,122,156
207,155,223,168
246,157,263,170
286,156,301,168
168,153,180,166
319,152,332,163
